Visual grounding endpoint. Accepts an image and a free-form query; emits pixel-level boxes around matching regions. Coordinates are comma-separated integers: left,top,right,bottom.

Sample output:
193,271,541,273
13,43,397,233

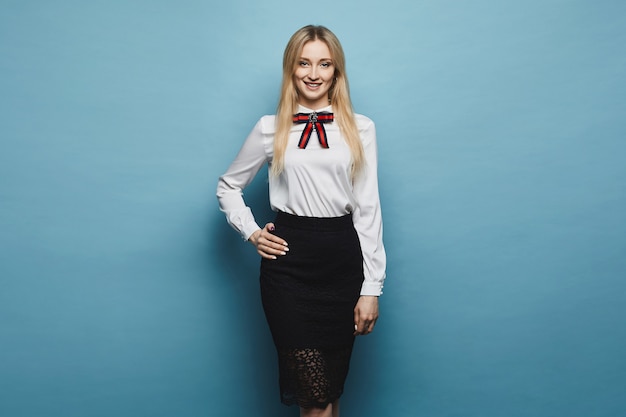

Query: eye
321,61,332,68
299,61,310,67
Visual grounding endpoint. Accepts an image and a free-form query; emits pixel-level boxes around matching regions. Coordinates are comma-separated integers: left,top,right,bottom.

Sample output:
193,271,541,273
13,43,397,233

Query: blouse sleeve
216,118,271,240
352,117,387,296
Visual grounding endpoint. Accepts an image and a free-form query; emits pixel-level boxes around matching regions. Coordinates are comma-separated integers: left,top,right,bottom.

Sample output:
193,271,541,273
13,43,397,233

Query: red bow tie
293,112,334,149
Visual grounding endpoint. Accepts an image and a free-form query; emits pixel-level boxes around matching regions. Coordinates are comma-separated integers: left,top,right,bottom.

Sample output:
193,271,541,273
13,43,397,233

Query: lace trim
278,346,353,409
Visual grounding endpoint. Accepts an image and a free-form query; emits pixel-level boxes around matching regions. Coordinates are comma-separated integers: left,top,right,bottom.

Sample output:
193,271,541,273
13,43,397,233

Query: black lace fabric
278,345,354,409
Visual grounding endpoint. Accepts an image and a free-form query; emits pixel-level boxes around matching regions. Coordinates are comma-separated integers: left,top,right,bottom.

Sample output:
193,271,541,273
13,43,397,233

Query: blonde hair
271,25,364,178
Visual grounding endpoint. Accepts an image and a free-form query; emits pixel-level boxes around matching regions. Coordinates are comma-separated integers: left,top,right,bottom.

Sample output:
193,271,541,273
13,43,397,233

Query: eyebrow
299,57,333,62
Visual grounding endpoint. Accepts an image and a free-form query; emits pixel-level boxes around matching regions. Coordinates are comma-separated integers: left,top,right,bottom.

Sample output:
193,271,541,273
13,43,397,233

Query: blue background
1,1,625,416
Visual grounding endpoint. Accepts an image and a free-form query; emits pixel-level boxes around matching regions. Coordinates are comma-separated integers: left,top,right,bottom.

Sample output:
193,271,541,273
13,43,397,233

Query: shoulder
258,115,276,135
354,113,375,132
353,113,376,147
241,115,275,158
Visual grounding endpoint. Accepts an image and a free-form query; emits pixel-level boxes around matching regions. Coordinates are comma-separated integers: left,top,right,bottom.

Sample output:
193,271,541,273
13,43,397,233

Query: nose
308,65,319,80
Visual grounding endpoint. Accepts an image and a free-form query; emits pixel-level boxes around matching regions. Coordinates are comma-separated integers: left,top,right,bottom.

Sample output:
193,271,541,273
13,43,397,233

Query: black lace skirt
260,211,364,409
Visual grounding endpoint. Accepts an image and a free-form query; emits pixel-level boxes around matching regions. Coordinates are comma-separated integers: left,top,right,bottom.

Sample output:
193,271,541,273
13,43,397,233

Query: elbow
216,175,235,199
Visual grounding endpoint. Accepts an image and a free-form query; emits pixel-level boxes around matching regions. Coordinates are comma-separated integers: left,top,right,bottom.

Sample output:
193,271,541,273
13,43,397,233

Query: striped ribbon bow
292,112,334,149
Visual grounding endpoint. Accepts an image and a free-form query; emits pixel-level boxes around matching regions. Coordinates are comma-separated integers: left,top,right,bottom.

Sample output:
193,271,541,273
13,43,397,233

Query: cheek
293,68,306,79
292,72,301,86
292,76,305,96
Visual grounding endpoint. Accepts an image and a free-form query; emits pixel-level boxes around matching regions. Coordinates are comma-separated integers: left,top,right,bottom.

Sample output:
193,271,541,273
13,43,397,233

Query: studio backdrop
1,1,625,416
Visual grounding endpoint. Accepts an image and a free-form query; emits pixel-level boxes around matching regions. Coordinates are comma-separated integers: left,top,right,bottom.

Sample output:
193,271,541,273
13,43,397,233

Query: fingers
353,316,378,336
254,223,289,259
353,296,379,336
353,308,377,335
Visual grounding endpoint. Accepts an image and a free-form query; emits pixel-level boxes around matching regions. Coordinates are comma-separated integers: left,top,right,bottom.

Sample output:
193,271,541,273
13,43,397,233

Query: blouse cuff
242,222,262,241
360,281,383,297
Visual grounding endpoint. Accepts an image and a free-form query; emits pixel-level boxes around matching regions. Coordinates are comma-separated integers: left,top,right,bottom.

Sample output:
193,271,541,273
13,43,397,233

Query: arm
216,118,268,240
352,118,387,335
352,118,387,296
216,117,288,258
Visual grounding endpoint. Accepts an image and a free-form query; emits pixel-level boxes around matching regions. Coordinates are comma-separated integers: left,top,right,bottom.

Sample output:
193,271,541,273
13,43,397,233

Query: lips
296,78,330,107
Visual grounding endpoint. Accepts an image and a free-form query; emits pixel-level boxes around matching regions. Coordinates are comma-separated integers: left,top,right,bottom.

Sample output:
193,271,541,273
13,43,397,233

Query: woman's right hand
248,223,289,259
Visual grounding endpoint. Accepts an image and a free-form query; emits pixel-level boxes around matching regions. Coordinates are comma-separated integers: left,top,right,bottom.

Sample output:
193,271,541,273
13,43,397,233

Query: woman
216,25,386,417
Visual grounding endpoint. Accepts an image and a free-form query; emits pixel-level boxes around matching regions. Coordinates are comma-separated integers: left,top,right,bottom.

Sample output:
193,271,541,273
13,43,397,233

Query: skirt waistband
275,211,353,232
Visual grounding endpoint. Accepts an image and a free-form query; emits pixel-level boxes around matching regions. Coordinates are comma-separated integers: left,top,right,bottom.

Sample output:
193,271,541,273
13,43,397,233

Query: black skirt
260,211,364,409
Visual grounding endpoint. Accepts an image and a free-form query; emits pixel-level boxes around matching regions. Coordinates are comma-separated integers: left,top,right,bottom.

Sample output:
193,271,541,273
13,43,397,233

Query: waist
275,211,353,232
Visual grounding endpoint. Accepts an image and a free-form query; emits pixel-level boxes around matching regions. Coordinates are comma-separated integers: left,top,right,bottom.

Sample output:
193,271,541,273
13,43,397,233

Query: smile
305,82,322,89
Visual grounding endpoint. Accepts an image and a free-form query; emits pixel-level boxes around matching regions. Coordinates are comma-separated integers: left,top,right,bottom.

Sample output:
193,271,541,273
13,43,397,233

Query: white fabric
216,105,386,296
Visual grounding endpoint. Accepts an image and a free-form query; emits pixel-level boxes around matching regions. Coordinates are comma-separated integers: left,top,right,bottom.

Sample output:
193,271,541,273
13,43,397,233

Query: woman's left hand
354,296,379,336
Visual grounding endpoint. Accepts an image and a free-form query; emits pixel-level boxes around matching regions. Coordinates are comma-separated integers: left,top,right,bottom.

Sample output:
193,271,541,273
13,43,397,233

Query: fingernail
269,226,275,231
280,251,286,255
284,247,289,252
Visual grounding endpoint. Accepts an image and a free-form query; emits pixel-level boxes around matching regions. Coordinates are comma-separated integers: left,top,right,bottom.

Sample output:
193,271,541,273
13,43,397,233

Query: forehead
300,39,332,59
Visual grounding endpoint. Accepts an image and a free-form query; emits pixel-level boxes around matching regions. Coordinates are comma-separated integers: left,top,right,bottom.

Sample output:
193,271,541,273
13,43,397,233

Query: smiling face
293,39,335,110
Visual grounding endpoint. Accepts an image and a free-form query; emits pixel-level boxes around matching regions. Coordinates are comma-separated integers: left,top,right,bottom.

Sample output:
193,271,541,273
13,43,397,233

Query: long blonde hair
271,25,364,178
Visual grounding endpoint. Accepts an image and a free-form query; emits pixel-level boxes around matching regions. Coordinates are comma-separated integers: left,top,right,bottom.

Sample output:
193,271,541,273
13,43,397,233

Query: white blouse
216,105,386,296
